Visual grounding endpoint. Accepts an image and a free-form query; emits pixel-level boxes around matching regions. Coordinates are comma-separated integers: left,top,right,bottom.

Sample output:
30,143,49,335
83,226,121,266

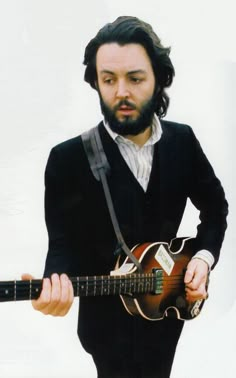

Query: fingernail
44,278,50,286
61,274,68,282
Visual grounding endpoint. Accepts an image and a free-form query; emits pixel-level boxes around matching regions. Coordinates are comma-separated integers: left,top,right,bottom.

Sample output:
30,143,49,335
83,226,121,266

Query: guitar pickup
152,268,163,295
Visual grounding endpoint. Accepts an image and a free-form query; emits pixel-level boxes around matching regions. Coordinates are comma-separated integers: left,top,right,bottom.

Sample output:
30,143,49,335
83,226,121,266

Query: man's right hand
21,273,74,316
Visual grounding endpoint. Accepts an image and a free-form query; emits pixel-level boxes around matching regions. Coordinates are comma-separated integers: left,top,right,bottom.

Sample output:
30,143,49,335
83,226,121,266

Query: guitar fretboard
0,272,163,302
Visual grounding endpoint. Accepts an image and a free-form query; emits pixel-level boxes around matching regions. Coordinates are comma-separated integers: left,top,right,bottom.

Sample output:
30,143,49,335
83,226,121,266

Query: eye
103,78,115,85
130,77,143,84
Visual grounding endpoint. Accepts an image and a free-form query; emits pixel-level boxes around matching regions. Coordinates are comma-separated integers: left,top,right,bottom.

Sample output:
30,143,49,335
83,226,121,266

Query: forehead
96,43,153,73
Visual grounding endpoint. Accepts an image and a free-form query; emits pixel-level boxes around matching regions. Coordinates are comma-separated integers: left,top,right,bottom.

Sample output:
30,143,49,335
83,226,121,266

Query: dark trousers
92,317,184,378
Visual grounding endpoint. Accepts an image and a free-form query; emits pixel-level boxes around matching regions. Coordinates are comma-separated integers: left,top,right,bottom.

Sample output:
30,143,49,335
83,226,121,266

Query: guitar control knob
176,296,186,308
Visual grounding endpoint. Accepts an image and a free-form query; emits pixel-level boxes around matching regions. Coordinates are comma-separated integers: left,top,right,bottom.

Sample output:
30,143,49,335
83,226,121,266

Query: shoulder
45,129,94,178
160,119,197,145
160,119,193,136
51,134,83,156
50,121,105,157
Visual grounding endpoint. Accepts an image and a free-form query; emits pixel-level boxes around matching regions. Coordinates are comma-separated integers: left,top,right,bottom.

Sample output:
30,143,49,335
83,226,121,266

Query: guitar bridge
152,268,163,295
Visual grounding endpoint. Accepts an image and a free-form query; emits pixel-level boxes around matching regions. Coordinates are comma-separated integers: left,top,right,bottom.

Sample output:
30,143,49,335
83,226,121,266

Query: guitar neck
0,273,158,302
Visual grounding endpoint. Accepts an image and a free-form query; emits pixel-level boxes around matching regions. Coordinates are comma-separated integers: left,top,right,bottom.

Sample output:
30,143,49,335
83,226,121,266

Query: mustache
113,100,136,111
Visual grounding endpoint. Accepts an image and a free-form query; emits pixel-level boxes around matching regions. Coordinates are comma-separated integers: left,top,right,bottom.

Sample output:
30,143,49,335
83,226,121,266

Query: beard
99,92,157,136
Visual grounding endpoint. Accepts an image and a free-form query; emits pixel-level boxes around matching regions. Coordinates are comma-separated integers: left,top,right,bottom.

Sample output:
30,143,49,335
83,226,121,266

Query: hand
21,273,74,316
184,258,209,302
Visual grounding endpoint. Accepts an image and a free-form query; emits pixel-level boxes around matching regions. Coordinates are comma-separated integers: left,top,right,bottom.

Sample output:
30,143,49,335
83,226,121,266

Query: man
23,16,228,377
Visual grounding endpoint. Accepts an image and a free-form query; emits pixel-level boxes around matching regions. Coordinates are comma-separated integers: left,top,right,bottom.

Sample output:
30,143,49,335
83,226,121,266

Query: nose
116,79,130,99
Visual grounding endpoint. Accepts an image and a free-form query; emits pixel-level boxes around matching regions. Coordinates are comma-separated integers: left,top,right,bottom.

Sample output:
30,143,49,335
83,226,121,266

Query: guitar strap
81,126,142,272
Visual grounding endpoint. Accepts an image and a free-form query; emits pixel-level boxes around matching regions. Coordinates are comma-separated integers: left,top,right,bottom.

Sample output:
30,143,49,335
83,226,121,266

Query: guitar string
0,277,185,292
0,275,186,288
0,277,186,299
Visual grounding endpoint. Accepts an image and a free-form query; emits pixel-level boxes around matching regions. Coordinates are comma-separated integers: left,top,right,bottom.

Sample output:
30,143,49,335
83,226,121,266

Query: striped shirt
104,115,162,192
103,116,214,269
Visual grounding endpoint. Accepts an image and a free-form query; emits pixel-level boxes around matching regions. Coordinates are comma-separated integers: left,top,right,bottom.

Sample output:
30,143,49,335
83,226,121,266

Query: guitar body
112,237,206,321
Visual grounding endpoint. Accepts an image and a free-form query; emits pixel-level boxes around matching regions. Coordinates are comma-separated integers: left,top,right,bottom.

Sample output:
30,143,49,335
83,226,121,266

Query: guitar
0,237,208,320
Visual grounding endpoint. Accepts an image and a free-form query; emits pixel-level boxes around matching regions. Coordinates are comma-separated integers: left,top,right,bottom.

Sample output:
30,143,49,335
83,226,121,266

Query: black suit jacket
43,120,228,354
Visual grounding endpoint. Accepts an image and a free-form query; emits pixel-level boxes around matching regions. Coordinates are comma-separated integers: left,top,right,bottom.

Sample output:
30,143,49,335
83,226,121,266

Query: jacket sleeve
43,146,74,278
188,127,228,268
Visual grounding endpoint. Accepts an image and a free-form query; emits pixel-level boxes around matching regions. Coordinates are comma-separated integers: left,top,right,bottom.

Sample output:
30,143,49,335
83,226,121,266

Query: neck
125,126,152,147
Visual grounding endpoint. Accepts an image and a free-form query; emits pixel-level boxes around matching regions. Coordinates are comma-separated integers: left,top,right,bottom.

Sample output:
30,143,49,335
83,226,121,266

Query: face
96,43,156,136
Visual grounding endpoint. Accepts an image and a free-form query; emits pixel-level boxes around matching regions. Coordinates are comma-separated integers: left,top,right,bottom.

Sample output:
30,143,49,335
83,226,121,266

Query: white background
0,1,235,377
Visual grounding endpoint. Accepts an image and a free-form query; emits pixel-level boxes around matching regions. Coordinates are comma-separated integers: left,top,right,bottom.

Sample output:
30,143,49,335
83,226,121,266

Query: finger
189,267,208,290
186,274,201,291
185,260,208,290
186,282,207,301
32,277,52,312
21,273,35,281
184,267,195,285
39,274,62,315
185,288,201,302
60,274,70,302
51,274,74,317
50,273,61,305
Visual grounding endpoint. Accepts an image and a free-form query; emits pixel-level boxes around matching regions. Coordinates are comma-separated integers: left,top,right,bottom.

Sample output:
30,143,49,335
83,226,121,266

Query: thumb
184,267,195,284
184,259,198,284
21,273,35,280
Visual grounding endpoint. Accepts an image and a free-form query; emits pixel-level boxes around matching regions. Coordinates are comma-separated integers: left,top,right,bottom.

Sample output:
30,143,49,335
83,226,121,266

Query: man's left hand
184,258,209,302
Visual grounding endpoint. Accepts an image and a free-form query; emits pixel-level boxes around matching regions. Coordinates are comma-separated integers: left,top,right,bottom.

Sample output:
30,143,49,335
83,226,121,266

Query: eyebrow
100,69,147,74
127,70,147,75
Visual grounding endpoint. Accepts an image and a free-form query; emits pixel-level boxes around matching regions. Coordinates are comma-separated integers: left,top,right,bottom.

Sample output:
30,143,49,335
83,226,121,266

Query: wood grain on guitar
0,237,207,320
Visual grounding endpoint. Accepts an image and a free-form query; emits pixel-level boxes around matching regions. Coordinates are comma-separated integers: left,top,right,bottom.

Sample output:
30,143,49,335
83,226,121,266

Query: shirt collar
103,114,162,147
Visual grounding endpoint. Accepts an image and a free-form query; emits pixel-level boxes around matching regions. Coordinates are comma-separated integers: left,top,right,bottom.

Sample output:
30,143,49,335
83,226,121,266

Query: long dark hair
83,16,175,118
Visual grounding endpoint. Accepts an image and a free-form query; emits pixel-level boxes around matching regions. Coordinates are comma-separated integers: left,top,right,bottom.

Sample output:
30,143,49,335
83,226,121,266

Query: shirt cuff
192,250,215,270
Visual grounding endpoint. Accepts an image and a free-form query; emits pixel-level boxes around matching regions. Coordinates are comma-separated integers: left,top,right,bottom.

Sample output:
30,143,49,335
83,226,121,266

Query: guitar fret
93,276,97,296
145,274,148,292
76,277,79,297
124,276,126,293
113,276,116,295
103,278,107,295
129,278,133,292
148,274,151,291
107,276,110,295
121,277,124,293
14,280,16,301
133,276,136,293
29,280,32,300
137,275,140,293
86,276,88,296
139,275,143,293
144,274,147,292
101,275,103,296
145,275,148,292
